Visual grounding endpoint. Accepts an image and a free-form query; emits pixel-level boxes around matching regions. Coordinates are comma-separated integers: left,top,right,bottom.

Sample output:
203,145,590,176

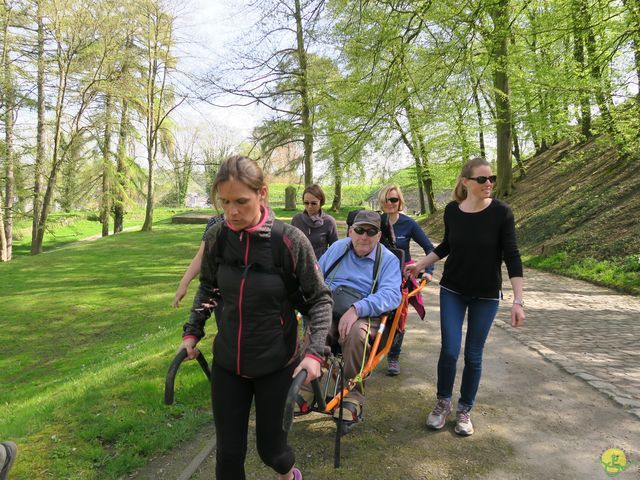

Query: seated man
317,210,402,424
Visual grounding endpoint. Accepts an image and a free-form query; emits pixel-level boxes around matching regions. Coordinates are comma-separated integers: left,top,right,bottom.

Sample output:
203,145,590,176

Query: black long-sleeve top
433,199,523,299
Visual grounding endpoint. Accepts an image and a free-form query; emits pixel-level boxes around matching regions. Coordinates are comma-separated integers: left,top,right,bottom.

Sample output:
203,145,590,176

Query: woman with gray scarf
291,184,338,259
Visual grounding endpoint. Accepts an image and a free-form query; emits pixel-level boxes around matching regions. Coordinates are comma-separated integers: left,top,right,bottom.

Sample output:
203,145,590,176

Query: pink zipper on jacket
236,231,251,375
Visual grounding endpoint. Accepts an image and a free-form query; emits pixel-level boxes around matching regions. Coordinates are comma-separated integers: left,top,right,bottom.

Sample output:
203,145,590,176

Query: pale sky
173,0,264,139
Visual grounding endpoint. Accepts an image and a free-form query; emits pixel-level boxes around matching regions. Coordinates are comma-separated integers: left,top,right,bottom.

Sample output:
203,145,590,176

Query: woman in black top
407,157,525,437
181,156,332,480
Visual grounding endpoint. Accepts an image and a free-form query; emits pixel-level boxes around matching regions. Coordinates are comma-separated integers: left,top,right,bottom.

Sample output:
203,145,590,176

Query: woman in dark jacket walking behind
181,156,332,480
406,157,525,437
291,184,338,259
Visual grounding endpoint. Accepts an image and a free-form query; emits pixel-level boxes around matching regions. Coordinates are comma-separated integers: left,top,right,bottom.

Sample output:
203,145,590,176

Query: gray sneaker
387,358,400,376
454,407,474,436
426,399,451,429
0,442,17,480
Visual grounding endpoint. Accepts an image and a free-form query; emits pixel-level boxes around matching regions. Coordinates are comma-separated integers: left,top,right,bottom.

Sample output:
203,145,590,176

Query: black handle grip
282,369,307,432
164,348,211,405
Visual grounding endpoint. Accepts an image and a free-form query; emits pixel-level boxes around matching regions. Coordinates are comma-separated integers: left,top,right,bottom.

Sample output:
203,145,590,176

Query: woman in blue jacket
378,184,435,375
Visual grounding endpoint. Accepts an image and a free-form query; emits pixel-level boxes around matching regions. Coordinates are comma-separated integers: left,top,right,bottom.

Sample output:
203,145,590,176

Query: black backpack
212,219,310,315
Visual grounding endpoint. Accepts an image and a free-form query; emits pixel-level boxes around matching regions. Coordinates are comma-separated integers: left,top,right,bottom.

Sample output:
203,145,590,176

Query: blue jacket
392,213,435,274
318,238,402,317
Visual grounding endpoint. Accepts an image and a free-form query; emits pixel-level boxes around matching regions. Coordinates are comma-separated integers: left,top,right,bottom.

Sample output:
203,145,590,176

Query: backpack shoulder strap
271,218,297,284
272,219,313,314
271,218,286,271
370,243,383,294
212,223,228,259
324,242,351,278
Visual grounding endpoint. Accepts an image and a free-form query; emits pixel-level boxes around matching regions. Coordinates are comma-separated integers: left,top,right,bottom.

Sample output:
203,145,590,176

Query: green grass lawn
1,220,214,479
10,208,193,257
0,206,361,479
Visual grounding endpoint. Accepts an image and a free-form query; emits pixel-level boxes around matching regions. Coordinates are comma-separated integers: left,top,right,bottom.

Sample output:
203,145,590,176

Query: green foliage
267,183,377,208
524,253,640,295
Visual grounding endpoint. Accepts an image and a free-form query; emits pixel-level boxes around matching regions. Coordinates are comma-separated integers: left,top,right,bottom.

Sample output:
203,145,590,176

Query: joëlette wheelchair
164,276,426,468
282,276,426,468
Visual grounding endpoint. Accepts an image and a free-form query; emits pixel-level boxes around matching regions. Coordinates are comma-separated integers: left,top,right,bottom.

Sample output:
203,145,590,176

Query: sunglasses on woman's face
467,175,497,184
303,201,319,206
353,226,379,237
385,197,400,203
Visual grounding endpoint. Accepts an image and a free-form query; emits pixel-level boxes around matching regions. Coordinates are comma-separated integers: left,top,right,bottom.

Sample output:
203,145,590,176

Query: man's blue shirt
318,237,402,317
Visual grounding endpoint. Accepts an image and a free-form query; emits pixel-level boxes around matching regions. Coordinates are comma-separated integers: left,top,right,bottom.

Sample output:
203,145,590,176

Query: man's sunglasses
353,226,379,237
385,197,400,203
303,201,319,206
467,175,497,184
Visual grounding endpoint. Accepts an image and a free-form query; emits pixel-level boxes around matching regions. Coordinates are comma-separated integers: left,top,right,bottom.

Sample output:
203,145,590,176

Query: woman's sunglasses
303,201,319,206
353,226,380,237
385,197,400,203
467,175,497,184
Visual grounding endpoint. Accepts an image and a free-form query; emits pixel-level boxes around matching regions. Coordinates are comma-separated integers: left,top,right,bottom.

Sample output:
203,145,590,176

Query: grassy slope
10,208,191,257
423,135,640,294
0,221,213,479
0,205,355,479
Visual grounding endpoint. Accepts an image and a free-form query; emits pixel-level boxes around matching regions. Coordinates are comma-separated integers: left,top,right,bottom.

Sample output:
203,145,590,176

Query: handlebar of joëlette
164,348,211,405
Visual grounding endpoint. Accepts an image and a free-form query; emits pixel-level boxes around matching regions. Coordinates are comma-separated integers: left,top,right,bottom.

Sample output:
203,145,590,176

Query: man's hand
338,306,359,340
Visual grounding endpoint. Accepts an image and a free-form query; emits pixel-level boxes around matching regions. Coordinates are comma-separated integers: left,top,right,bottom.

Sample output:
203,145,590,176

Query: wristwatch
512,299,525,308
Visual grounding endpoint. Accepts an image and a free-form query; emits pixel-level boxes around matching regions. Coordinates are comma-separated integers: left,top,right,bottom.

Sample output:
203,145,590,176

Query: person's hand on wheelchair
179,337,200,360
293,356,322,384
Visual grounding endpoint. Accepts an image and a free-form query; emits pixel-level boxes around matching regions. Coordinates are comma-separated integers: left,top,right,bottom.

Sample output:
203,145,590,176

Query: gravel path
131,255,640,479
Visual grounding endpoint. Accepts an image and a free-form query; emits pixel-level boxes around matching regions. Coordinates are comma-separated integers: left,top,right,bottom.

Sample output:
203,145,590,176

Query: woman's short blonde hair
378,184,405,211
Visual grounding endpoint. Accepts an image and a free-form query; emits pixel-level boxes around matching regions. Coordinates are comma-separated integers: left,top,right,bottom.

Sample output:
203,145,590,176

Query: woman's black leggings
211,361,296,479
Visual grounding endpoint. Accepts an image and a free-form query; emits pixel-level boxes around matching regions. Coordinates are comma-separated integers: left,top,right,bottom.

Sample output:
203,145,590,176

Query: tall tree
30,0,46,254
204,0,324,184
487,0,514,197
139,0,180,232
32,0,108,253
1,0,18,260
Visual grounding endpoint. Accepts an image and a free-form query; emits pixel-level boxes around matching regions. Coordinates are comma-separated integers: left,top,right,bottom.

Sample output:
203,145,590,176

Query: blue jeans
436,287,499,410
389,330,404,360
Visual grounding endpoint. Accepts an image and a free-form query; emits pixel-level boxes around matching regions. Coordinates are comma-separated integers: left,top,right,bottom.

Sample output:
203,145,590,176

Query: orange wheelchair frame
282,278,427,468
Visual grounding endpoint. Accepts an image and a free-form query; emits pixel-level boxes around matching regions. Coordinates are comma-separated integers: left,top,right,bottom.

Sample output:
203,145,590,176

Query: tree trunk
142,144,155,232
472,81,486,158
584,11,616,136
113,99,129,234
456,106,470,163
2,5,15,260
0,190,7,261
330,171,342,212
511,121,525,178
31,0,46,254
403,93,436,213
34,41,69,253
489,0,513,198
572,0,592,138
101,94,114,237
294,0,313,186
394,116,429,214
